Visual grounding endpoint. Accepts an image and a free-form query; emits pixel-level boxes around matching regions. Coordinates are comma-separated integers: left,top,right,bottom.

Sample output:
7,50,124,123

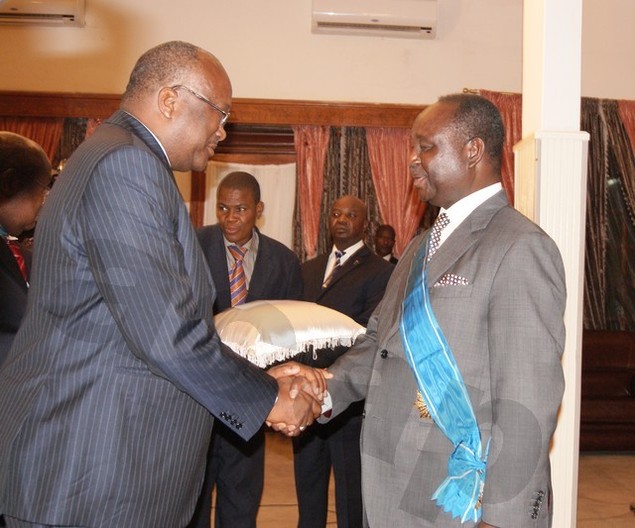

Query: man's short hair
438,93,505,169
376,224,396,239
0,132,51,202
122,41,201,103
218,171,261,203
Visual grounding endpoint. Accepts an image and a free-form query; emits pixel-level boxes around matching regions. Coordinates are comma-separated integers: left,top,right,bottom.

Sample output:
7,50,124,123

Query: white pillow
214,299,366,368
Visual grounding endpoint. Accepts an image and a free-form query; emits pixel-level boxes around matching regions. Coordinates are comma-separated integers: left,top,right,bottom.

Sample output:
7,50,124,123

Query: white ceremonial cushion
214,299,366,368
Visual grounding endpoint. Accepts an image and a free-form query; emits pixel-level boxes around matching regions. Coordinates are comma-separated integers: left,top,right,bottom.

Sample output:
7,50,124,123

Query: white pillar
517,1,589,527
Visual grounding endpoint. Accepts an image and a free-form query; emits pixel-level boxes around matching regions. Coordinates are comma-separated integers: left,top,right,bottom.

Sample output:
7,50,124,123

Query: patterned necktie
427,212,450,260
5,238,28,284
322,250,345,288
228,245,248,306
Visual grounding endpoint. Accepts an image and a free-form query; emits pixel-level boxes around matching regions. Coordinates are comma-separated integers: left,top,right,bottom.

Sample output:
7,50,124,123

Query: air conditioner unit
0,0,85,27
312,0,436,39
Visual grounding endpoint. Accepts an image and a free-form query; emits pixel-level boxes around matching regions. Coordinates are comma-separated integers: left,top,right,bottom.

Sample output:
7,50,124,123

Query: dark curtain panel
582,98,635,331
316,127,381,257
55,118,88,171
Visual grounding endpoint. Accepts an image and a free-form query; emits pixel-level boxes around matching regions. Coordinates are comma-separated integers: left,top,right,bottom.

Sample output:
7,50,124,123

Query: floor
232,433,635,528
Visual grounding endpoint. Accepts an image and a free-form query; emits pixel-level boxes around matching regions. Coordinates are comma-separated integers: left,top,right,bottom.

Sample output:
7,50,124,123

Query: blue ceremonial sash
399,238,489,523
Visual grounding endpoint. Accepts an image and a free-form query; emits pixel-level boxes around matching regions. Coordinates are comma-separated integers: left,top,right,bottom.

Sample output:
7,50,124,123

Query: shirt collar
330,239,365,264
438,183,502,245
121,110,171,166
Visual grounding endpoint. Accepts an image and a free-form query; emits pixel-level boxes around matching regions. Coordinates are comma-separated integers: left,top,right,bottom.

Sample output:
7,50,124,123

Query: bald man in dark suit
0,41,320,528
293,195,393,528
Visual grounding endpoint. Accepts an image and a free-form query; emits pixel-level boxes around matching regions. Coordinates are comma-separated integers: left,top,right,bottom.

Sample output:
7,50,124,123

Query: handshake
265,362,332,437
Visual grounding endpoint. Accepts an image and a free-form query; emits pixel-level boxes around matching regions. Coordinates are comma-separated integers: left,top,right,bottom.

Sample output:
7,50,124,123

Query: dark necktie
427,212,450,261
5,237,28,284
228,245,248,306
322,250,345,288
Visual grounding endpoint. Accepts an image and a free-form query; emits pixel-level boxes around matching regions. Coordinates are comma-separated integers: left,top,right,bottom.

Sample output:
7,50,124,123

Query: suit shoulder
196,224,222,242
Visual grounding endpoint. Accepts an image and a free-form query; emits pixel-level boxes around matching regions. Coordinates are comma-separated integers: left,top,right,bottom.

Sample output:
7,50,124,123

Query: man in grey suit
321,94,566,527
189,171,303,528
0,41,323,528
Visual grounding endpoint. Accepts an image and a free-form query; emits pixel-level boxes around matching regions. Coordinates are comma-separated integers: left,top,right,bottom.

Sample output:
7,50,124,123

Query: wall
0,0,632,104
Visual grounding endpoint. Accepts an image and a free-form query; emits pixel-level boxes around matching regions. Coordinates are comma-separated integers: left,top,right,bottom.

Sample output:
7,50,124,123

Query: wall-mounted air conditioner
0,0,85,27
312,0,437,39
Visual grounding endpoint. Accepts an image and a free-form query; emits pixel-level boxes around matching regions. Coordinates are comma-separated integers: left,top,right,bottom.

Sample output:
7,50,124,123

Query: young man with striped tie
192,171,303,528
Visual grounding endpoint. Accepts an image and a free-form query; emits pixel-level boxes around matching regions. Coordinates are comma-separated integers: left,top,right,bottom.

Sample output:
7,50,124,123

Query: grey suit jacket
0,111,278,528
326,191,566,527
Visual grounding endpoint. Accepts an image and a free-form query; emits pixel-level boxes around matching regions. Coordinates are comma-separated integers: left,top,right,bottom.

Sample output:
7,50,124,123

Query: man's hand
266,374,321,436
267,361,332,401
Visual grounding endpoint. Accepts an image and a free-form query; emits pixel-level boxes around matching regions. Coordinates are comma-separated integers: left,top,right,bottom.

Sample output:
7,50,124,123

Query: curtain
366,127,426,256
292,125,330,260
616,100,635,223
315,126,381,258
0,116,64,162
479,89,522,204
204,161,297,249
581,98,609,330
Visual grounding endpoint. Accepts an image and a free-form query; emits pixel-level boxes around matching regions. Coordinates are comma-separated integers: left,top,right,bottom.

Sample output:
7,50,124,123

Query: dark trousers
292,404,364,528
187,425,265,528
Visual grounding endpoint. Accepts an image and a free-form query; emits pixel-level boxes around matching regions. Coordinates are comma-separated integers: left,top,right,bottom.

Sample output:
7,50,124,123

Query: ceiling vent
312,0,437,39
0,0,85,27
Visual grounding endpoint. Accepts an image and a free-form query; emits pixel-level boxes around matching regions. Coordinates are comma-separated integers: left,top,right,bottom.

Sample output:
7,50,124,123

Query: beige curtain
292,125,330,260
365,127,426,256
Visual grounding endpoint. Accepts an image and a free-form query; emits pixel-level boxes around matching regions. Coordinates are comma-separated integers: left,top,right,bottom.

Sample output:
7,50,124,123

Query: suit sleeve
285,254,304,300
481,230,566,526
79,148,277,440
358,262,393,326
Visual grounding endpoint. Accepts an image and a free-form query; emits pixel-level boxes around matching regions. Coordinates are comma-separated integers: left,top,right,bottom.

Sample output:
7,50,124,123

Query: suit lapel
383,191,509,342
427,191,508,286
317,245,370,299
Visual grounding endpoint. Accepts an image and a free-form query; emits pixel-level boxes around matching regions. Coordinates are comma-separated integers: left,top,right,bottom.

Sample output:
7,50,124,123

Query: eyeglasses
170,84,230,127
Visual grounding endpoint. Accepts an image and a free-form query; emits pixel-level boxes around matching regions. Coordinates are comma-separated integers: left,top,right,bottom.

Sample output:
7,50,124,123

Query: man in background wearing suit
189,171,303,528
0,41,323,528
374,223,398,265
0,132,51,367
294,195,393,528
322,94,566,527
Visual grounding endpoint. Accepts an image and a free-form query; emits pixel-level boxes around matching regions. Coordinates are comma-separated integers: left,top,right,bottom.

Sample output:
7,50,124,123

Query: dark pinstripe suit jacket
0,111,278,528
196,224,303,314
0,241,30,365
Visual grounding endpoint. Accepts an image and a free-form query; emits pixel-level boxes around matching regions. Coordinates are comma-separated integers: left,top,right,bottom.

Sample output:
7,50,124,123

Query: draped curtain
365,127,426,257
292,125,330,260
316,127,381,258
479,89,522,204
0,116,64,162
483,90,635,331
578,98,635,330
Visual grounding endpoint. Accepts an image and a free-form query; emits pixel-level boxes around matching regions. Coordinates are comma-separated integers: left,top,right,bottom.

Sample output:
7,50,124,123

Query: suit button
380,349,388,359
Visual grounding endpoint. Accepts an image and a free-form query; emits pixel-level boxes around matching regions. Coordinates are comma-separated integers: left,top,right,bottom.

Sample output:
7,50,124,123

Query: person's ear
466,137,485,168
256,201,264,218
158,86,178,119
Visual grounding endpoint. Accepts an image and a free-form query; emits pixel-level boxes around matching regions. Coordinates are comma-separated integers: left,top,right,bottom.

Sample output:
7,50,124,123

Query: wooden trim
0,91,424,127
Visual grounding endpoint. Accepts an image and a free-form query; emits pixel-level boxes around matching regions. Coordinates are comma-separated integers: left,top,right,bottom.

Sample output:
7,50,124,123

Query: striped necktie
427,212,450,260
228,245,248,306
5,237,28,284
322,250,345,288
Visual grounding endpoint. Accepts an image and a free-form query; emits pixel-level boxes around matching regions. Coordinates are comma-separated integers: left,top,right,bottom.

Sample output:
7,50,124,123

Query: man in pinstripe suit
0,41,323,528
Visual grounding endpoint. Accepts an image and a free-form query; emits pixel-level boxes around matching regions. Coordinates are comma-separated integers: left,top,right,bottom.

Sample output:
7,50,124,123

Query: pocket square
434,273,470,287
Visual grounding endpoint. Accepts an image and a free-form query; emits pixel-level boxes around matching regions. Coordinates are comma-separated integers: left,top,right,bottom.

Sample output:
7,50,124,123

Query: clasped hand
265,361,332,437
